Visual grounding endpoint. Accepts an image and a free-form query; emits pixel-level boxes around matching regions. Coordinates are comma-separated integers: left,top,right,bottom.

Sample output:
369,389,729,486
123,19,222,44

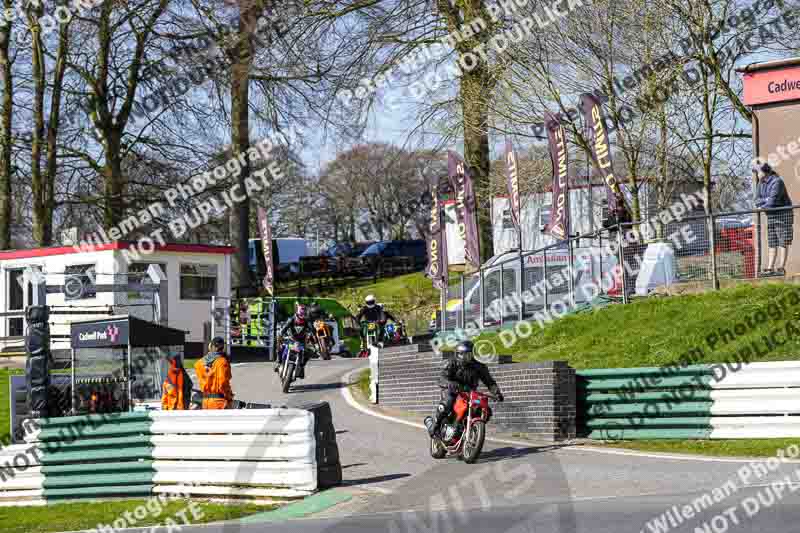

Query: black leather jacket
280,317,313,342
356,305,396,323
439,356,500,395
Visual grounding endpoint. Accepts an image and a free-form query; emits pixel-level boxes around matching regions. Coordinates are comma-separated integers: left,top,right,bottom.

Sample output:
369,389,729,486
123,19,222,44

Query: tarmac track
153,358,800,533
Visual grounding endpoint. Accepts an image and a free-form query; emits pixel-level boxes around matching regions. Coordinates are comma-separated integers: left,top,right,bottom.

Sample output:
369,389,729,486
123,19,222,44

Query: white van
446,245,622,323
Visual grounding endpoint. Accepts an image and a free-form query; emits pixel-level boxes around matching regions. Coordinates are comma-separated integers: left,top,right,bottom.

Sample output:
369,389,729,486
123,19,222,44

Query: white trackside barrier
708,361,800,438
0,443,45,505
151,409,318,498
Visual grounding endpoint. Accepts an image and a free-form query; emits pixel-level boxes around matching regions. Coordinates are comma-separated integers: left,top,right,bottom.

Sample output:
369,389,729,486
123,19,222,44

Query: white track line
339,368,800,464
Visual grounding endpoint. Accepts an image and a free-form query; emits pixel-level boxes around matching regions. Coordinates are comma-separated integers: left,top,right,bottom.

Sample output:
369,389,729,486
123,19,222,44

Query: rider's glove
447,382,462,394
495,391,504,403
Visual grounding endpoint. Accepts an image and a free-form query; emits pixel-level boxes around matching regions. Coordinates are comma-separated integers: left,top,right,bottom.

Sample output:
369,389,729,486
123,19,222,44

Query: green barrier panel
586,401,713,417
584,390,713,403
45,484,155,501
588,428,713,440
37,421,153,441
586,416,712,428
43,471,155,489
577,365,716,440
42,460,154,475
42,445,153,465
579,375,714,391
576,364,713,377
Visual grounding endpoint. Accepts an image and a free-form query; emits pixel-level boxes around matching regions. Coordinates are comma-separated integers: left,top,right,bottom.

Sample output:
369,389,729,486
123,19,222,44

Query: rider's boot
297,364,305,379
426,407,446,437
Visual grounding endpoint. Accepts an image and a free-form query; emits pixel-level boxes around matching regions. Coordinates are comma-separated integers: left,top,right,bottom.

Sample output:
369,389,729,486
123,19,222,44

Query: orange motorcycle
313,319,334,360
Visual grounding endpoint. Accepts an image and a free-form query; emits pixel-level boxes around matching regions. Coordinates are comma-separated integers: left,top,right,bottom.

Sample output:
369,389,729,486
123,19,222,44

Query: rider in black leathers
425,340,504,437
355,294,396,347
275,304,314,379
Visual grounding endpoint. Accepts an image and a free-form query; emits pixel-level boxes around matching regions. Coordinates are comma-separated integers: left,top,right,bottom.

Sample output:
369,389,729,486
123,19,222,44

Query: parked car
323,241,375,258
359,240,428,271
248,237,310,279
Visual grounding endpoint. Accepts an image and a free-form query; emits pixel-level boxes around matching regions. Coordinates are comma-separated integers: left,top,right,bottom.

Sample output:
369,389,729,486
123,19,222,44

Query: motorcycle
313,319,334,360
278,340,304,393
424,390,495,464
384,321,409,345
359,321,381,357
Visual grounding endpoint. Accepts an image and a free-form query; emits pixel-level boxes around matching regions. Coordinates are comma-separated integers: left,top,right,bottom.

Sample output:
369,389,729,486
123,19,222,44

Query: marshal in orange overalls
194,349,233,409
161,357,186,410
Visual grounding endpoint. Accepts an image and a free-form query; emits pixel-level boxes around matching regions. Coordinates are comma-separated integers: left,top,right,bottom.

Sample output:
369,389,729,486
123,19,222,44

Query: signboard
71,319,129,348
743,65,800,106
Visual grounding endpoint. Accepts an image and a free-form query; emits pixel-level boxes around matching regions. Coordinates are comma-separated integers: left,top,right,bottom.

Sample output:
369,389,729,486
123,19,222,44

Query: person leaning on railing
754,160,794,276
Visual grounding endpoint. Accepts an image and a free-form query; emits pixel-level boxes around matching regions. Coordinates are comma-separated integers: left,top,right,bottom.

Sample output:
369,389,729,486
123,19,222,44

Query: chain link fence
439,205,800,334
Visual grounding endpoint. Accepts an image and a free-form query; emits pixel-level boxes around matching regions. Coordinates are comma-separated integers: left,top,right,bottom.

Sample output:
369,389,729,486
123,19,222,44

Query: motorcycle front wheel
282,362,295,393
430,436,447,459
462,420,486,464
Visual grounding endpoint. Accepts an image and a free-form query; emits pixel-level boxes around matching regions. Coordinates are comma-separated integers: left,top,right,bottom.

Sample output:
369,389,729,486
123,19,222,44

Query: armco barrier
578,361,800,440
0,405,341,505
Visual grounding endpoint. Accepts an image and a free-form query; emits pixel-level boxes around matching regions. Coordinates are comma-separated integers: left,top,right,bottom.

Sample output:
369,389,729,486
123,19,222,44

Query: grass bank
475,282,800,369
594,439,800,458
0,499,277,533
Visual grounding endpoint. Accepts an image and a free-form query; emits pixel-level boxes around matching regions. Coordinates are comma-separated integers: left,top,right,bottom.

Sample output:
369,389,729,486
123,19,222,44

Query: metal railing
440,204,799,334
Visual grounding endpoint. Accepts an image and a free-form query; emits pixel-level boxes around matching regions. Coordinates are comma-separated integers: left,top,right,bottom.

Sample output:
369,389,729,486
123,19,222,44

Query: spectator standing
754,160,794,275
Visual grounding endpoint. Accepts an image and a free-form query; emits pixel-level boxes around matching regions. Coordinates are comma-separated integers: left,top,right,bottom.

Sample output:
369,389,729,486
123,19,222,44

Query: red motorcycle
425,390,494,464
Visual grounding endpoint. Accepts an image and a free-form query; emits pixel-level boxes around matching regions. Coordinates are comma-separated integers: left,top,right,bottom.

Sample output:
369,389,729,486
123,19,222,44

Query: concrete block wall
377,344,576,441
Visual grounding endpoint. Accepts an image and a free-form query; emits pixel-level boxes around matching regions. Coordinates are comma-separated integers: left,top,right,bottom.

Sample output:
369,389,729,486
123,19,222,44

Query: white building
0,242,233,357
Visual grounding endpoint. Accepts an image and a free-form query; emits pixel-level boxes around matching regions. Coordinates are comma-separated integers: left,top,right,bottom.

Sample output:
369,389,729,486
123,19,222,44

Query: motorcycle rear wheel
430,436,447,459
462,420,486,464
319,340,331,360
282,362,295,394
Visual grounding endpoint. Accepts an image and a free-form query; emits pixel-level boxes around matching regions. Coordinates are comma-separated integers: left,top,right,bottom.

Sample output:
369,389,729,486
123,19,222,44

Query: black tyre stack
25,305,51,418
298,401,342,488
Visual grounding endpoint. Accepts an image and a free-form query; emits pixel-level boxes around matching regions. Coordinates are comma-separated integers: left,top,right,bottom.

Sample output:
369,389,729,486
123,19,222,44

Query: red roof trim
0,241,235,260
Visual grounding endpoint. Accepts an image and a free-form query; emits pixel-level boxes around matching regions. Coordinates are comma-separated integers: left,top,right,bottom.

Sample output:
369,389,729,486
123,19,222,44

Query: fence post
708,212,720,290
617,228,628,304
459,274,466,331
542,251,549,312
499,263,504,328
440,284,447,333
479,267,485,331
518,251,524,322
755,209,762,278
567,237,576,309
598,231,604,293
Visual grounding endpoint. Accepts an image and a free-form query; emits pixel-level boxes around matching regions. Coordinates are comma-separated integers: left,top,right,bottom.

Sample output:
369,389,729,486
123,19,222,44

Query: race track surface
168,358,800,533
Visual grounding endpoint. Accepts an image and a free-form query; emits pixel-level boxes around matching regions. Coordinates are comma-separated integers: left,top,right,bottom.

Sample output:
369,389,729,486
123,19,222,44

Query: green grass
475,282,800,368
356,368,371,398
594,439,800,457
0,499,277,533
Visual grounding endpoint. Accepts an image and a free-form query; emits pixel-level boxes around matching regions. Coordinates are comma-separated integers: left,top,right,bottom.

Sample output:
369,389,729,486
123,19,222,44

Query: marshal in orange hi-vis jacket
161,357,190,410
194,337,234,409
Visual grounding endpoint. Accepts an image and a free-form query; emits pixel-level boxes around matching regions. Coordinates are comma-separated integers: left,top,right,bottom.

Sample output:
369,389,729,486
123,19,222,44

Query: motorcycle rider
308,300,334,350
275,303,314,379
425,340,504,437
355,294,396,348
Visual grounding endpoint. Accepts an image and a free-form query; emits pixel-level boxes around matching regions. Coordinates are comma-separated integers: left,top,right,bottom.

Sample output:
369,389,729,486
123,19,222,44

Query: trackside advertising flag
256,207,275,296
447,151,481,273
580,92,625,216
544,113,569,240
425,174,448,290
504,139,521,232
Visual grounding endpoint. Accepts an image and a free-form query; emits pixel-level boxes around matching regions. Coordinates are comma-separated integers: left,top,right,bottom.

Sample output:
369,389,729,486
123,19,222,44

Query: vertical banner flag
580,92,628,221
544,113,569,240
504,139,521,233
425,174,448,290
447,151,481,273
256,207,275,296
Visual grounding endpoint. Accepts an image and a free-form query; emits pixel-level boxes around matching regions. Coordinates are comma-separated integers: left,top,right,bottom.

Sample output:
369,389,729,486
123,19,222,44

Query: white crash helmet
365,294,376,308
